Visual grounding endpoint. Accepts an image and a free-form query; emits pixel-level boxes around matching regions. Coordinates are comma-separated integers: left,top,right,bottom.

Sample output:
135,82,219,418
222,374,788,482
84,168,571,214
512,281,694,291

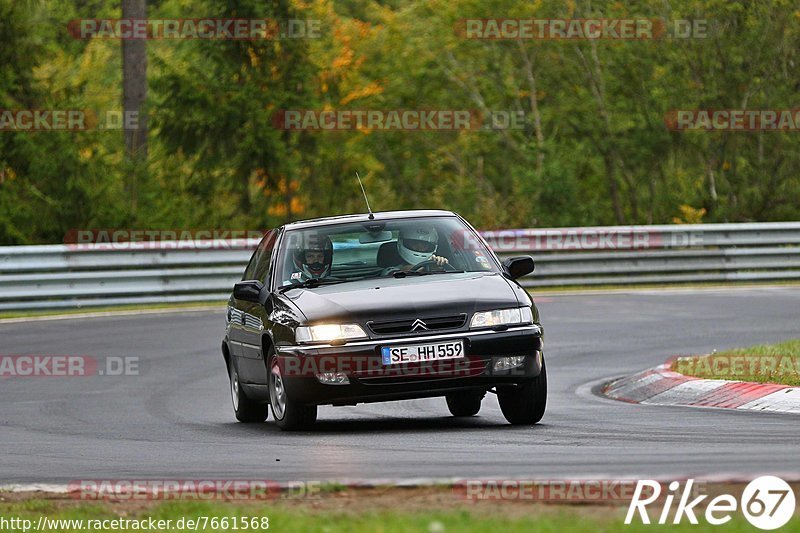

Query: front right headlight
295,323,367,343
470,307,533,328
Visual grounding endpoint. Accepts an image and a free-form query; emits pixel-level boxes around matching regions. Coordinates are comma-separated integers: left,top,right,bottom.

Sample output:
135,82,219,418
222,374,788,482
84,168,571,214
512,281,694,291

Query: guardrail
1,222,799,310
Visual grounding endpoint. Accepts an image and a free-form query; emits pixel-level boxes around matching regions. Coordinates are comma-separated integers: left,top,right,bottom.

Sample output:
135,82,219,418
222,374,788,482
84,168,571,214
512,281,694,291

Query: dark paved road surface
2,287,799,483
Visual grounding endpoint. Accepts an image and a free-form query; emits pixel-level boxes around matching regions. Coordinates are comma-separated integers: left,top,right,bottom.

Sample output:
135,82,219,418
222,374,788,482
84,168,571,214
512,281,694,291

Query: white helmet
398,226,438,265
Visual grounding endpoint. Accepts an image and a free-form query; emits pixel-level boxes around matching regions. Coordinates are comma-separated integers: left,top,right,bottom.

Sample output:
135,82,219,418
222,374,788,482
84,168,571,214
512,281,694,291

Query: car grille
367,314,467,335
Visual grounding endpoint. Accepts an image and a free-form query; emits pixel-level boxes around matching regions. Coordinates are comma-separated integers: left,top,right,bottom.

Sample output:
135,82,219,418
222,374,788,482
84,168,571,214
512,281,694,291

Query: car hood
282,272,520,324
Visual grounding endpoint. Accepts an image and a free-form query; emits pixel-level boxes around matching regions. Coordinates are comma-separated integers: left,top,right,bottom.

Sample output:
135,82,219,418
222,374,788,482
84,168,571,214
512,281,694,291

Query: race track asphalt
2,286,799,484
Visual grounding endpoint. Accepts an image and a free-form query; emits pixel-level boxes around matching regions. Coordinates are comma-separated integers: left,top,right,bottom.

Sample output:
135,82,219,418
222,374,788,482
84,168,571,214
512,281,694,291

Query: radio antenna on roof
355,172,374,220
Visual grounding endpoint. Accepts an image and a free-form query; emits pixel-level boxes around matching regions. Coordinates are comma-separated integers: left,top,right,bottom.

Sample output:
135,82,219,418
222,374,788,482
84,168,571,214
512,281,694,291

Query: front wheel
497,357,547,425
229,357,269,423
268,349,317,431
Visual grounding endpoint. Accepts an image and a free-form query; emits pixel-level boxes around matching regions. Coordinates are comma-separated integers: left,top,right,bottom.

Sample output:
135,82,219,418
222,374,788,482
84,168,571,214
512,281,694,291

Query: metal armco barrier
1,222,799,310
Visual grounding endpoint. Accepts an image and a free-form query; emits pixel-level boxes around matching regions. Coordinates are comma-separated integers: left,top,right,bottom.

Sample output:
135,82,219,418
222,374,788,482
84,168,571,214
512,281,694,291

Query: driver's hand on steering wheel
431,254,449,267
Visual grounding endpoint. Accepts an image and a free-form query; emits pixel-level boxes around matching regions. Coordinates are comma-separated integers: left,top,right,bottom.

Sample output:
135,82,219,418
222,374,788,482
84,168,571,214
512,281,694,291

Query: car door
228,238,262,360
235,229,280,386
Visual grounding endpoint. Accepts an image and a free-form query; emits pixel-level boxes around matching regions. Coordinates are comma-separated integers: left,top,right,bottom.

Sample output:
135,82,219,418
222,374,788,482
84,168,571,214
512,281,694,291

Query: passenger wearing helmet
384,225,449,273
290,233,333,282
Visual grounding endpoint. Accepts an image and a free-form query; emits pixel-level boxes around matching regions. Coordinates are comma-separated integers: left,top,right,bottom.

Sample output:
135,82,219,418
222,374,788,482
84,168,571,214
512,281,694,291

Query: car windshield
275,216,500,288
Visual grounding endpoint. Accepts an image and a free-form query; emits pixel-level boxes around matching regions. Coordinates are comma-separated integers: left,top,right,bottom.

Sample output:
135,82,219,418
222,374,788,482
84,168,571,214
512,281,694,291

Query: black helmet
293,233,333,279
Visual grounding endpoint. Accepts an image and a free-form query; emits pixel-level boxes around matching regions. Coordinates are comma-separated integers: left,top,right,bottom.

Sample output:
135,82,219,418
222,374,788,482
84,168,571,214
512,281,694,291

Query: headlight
295,324,367,343
470,307,532,328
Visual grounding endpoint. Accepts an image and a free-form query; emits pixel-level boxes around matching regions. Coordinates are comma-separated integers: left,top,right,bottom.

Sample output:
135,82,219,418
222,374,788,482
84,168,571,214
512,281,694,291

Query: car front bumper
273,325,543,406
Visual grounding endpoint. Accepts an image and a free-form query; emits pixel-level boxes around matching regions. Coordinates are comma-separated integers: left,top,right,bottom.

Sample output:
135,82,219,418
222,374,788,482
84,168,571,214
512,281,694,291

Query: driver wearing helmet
385,226,449,273
290,233,333,282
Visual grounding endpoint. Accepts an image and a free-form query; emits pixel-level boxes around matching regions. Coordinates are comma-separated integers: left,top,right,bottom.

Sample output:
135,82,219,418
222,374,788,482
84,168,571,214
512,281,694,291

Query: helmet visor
402,238,437,253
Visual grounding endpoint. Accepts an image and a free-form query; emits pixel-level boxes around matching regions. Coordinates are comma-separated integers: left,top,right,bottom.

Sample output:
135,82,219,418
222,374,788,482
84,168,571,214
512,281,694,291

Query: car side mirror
233,280,264,303
502,256,535,280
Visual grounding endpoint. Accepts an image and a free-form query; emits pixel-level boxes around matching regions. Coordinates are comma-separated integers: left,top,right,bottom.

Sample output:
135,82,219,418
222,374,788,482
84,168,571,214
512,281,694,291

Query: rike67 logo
626,476,795,530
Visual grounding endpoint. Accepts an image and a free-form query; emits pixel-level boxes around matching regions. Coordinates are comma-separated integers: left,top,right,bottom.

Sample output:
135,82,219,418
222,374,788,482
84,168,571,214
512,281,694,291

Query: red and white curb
604,363,800,414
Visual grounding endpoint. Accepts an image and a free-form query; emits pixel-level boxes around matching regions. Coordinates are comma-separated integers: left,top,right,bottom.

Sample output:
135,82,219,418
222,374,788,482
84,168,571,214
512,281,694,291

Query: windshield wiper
278,278,346,293
390,270,465,278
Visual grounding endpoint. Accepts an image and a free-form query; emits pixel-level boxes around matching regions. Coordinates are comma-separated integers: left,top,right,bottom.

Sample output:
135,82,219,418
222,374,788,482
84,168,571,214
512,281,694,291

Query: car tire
229,356,269,423
445,390,484,417
267,348,317,431
497,356,547,425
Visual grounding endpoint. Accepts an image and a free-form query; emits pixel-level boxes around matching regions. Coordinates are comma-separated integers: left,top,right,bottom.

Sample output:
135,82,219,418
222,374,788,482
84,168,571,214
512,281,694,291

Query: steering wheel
410,259,458,272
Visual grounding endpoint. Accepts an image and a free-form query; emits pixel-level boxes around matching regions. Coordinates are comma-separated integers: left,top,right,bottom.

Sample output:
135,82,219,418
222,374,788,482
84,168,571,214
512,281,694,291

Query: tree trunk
122,0,148,214
517,43,545,175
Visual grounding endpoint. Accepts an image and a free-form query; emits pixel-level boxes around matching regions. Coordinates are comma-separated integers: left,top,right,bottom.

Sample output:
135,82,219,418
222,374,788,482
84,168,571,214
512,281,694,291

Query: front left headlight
470,307,533,328
295,323,367,343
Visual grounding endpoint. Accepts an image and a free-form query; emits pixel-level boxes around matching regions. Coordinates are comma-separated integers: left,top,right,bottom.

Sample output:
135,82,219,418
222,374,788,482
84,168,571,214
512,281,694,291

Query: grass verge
671,339,800,386
1,496,798,533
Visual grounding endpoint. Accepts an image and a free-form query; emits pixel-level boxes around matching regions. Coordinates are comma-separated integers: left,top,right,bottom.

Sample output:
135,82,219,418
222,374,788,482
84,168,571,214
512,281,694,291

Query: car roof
281,210,458,230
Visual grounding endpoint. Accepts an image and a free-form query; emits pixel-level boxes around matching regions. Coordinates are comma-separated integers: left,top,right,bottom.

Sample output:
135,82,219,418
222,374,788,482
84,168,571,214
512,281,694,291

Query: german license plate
381,340,464,365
